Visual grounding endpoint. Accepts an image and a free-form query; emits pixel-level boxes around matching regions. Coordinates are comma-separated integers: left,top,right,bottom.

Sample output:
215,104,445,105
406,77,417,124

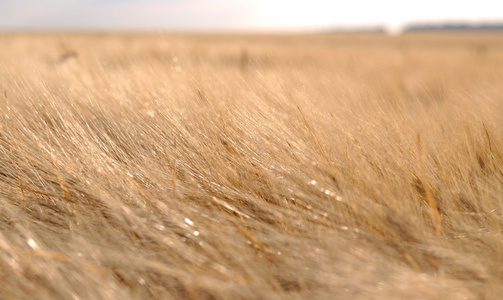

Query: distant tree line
403,22,503,32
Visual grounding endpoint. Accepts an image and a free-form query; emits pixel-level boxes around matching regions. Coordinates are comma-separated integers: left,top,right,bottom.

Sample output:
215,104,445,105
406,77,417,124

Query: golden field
0,32,502,299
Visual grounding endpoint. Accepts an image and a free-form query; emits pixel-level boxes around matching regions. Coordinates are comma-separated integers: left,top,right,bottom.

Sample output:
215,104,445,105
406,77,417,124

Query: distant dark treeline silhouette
404,22,503,32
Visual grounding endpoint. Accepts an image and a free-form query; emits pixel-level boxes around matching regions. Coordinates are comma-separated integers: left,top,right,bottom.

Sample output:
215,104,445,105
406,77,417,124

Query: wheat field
0,32,502,299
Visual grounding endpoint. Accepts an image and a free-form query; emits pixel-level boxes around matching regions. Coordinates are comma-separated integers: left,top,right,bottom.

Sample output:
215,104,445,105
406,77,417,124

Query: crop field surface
0,32,502,299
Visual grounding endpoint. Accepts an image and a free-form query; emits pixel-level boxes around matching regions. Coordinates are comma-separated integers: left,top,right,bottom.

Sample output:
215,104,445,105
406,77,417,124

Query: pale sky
0,0,502,32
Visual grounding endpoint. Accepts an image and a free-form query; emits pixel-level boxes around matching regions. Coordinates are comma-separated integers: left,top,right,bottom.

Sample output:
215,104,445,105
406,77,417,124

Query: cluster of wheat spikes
0,33,502,299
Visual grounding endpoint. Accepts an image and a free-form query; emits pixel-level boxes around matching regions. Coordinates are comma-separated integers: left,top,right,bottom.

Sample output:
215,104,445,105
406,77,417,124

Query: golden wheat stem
417,133,442,237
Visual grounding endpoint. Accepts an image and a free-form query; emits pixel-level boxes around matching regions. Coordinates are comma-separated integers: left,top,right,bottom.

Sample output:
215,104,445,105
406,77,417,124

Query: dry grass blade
417,133,442,237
